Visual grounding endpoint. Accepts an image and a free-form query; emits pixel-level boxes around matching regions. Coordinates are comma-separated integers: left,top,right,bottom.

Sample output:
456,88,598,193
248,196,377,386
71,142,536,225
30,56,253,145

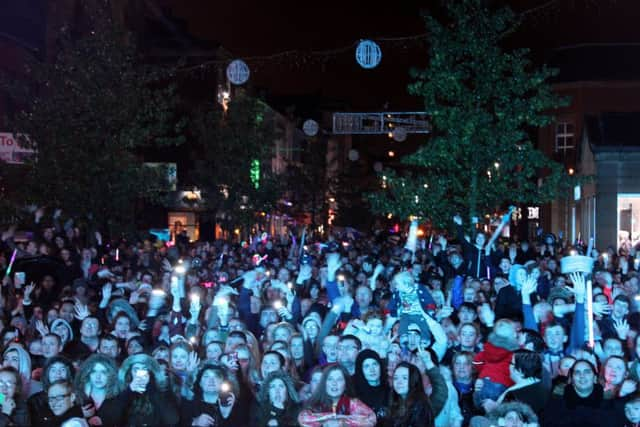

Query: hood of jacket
488,331,520,352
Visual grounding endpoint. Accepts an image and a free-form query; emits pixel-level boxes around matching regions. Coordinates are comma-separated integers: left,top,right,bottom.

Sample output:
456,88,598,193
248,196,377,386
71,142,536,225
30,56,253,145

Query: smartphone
219,382,232,405
14,272,25,288
0,392,4,405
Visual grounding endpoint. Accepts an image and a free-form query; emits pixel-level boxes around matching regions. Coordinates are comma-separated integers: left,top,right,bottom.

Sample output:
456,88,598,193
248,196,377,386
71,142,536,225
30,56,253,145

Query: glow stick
587,279,594,348
5,249,17,277
115,249,119,262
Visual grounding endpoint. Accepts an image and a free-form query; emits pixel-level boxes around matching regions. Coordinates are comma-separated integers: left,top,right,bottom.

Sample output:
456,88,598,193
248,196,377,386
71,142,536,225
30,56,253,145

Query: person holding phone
252,370,301,427
179,364,246,427
113,354,179,427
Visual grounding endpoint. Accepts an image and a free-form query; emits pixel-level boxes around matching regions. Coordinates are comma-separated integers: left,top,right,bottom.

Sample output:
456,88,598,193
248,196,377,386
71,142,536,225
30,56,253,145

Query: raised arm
486,207,514,249
567,272,586,353
521,275,539,331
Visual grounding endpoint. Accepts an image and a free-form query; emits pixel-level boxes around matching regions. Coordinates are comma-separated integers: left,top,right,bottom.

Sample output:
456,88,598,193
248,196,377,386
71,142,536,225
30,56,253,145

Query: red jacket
473,341,514,387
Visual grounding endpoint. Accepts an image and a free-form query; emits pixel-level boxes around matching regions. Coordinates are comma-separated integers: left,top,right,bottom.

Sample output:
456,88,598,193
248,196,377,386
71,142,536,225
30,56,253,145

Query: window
555,122,575,154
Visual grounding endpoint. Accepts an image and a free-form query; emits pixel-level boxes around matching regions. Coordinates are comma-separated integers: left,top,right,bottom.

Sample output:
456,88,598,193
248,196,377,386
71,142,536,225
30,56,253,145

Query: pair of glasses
48,393,70,404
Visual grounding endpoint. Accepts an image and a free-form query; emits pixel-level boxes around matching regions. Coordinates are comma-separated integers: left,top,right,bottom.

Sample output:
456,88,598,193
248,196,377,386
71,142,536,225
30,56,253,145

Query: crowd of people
0,208,639,426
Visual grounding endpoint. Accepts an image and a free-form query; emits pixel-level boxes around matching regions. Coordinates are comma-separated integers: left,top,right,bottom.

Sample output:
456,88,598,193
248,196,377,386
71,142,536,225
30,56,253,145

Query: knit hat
50,318,74,344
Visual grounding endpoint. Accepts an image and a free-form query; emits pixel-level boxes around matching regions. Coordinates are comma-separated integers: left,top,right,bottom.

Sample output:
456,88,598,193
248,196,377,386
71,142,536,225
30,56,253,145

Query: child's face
366,319,383,336
626,401,640,424
544,325,566,351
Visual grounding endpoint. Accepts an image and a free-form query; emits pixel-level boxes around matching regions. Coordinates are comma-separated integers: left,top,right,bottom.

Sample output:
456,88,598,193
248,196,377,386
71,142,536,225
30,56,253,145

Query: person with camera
114,353,179,427
179,364,245,427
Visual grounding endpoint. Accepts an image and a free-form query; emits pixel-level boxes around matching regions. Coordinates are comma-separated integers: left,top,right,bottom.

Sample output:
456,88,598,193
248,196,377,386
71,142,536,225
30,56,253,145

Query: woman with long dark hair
179,363,247,427
383,362,434,427
298,364,376,427
252,371,301,427
113,353,179,427
353,349,389,420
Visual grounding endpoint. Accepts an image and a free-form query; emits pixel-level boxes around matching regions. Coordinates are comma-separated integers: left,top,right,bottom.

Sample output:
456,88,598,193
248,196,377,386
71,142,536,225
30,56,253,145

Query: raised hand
277,306,293,320
620,379,637,397
297,264,312,284
478,303,495,327
192,414,215,427
436,234,447,250
569,272,586,304
436,305,454,321
187,351,200,372
35,319,49,337
592,301,612,318
614,319,630,340
102,282,112,302
220,354,238,371
74,301,90,320
453,215,462,226
521,275,538,305
24,282,36,300
34,207,45,223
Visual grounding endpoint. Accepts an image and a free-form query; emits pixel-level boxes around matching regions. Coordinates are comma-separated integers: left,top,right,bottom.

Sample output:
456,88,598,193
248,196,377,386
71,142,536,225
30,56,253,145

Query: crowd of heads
1,211,640,426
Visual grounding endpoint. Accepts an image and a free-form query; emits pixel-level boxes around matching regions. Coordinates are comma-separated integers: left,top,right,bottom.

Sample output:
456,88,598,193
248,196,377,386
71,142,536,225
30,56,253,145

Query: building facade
538,45,640,250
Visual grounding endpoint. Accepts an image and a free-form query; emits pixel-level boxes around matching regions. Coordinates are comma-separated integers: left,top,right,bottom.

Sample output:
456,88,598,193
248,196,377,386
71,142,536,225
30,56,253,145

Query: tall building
538,44,640,250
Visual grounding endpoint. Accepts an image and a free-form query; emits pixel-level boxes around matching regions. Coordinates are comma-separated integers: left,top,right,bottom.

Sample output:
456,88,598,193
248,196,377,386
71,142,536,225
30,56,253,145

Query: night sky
165,0,640,110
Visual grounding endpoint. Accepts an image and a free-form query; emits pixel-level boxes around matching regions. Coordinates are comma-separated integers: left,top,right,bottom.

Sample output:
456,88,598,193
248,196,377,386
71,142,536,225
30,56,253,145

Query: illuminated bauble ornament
226,60,250,85
303,119,319,136
348,149,359,161
392,127,407,142
373,162,383,172
355,39,382,69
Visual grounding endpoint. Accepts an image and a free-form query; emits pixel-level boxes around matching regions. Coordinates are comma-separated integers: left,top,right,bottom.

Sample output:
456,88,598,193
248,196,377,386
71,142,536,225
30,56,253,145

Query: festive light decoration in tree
250,159,260,189
368,0,575,228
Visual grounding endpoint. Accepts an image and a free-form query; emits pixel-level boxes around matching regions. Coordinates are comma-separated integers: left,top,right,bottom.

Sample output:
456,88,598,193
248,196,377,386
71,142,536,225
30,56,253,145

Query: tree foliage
1,8,184,234
368,0,573,228
190,93,281,232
